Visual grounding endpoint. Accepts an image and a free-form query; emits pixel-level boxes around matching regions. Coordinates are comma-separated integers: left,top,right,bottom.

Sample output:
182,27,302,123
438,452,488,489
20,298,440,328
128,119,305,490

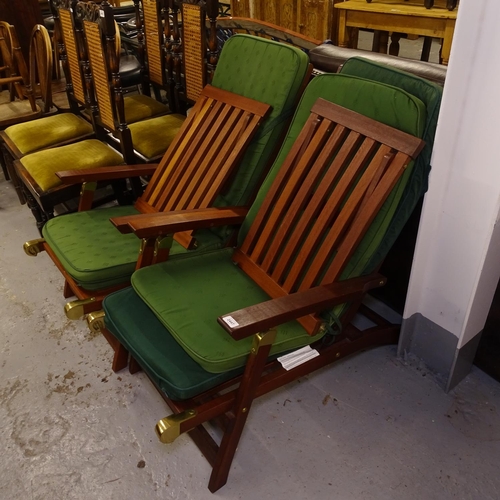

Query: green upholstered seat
20,139,123,191
123,94,170,124
103,72,428,396
42,34,310,291
128,113,185,158
4,113,93,155
43,206,223,290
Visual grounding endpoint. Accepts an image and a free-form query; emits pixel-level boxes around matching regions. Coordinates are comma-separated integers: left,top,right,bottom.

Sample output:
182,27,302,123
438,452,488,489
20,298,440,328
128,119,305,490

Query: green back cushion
5,113,93,155
42,205,223,290
339,57,442,270
20,139,123,191
210,34,309,211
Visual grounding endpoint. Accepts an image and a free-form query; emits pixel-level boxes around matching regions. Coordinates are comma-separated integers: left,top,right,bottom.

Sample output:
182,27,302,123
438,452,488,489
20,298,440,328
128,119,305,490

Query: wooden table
335,0,457,65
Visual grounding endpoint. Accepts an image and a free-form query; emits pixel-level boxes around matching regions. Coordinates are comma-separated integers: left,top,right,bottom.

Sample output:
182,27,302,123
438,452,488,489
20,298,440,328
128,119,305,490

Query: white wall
403,0,500,349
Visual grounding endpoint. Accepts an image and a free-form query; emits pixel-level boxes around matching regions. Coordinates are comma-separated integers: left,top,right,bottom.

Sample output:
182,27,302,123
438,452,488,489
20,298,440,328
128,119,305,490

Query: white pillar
399,0,500,390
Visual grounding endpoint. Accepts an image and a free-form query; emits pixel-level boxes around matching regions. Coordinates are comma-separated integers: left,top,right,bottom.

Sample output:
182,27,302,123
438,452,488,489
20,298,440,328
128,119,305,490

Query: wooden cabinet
230,0,342,42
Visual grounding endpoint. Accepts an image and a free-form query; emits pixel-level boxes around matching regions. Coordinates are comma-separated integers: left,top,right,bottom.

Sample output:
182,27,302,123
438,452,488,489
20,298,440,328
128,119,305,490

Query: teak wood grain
234,99,423,335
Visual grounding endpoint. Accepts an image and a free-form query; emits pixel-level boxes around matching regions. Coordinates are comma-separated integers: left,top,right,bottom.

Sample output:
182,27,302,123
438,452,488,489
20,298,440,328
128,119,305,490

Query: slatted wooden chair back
0,24,37,111
29,25,53,114
56,1,92,108
134,85,271,249
233,99,424,334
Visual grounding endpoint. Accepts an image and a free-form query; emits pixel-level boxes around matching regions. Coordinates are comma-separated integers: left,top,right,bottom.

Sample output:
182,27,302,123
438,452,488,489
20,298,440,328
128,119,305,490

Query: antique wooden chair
79,0,185,164
22,34,310,318
0,24,95,204
0,23,41,128
91,72,427,492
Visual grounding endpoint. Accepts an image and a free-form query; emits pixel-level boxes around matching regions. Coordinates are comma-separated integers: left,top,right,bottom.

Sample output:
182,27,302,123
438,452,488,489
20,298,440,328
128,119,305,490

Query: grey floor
0,29,493,499
1,162,500,500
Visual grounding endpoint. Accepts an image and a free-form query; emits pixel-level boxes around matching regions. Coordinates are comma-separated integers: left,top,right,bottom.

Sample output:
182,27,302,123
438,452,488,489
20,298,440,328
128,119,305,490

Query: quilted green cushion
339,57,442,271
123,94,169,124
239,73,426,256
210,34,309,213
132,248,325,373
104,286,243,400
42,205,224,290
128,113,185,158
4,113,93,155
20,139,123,191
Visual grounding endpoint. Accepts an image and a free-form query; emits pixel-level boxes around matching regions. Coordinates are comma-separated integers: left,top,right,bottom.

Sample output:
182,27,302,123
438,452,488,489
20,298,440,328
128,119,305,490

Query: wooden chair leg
112,343,129,372
208,331,275,493
129,356,142,374
63,280,74,299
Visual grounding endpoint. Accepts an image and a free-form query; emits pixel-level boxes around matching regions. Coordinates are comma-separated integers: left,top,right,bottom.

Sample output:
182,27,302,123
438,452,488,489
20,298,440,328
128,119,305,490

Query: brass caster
155,409,197,444
23,238,45,256
64,297,97,320
87,310,105,334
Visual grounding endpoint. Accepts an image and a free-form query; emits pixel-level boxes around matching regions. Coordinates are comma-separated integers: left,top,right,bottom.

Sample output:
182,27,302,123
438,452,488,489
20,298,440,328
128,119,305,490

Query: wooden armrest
111,207,249,238
217,274,387,340
56,164,159,184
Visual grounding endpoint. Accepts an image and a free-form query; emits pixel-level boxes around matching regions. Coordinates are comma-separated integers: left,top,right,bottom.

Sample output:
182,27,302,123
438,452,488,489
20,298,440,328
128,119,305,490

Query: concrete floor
1,167,500,499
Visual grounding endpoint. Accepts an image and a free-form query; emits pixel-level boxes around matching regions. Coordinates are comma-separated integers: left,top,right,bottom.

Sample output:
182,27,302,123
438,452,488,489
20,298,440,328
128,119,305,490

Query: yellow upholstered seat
20,139,123,191
4,113,93,155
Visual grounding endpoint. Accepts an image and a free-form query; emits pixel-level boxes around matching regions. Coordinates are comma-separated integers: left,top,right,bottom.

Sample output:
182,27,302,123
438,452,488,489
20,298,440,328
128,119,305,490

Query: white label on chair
278,346,320,371
99,10,105,17
222,316,239,328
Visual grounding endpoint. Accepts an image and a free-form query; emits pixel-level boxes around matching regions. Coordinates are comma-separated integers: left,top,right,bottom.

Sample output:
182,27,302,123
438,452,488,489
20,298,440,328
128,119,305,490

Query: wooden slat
84,20,115,130
134,85,270,248
240,113,324,256
233,98,424,334
297,144,393,292
59,10,86,104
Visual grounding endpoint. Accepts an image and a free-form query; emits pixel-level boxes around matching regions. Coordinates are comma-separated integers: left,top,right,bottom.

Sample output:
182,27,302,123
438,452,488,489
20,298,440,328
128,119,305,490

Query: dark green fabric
104,286,243,400
128,113,185,158
339,57,442,271
238,73,427,246
20,139,123,191
210,34,310,242
5,113,93,155
132,248,325,373
43,205,223,290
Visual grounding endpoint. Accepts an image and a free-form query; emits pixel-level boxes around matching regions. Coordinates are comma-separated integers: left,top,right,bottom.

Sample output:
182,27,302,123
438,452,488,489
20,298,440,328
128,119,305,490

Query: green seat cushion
20,139,123,191
131,248,325,373
128,113,185,158
339,57,442,270
123,94,169,124
4,113,93,155
104,286,243,400
42,205,224,290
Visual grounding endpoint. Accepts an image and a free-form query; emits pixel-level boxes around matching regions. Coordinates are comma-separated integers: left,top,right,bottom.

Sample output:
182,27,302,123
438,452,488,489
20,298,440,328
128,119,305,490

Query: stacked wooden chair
0,24,96,206
89,69,433,492
22,34,311,321
78,0,185,164
0,22,41,128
